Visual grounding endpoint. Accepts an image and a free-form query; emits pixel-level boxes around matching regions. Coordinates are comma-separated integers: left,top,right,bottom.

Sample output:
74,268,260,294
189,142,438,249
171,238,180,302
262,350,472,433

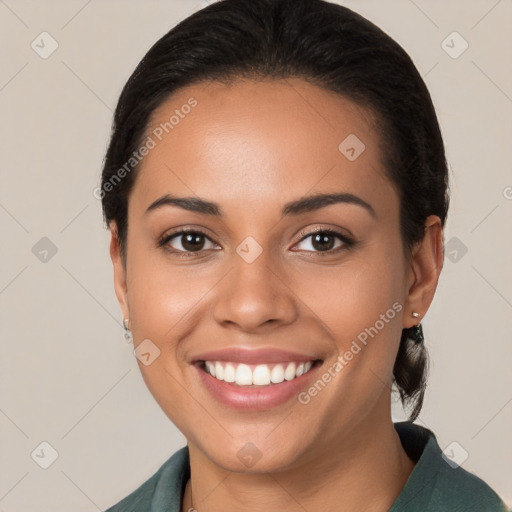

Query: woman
100,0,509,510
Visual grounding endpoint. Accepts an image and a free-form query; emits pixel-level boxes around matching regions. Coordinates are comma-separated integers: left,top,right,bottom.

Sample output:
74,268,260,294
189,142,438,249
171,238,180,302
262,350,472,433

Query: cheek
126,252,212,343
297,245,407,422
123,250,209,422
309,239,406,381
308,243,404,333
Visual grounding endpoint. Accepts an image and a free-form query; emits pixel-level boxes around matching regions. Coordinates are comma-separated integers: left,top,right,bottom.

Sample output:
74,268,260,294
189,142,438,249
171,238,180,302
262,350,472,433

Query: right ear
109,222,129,322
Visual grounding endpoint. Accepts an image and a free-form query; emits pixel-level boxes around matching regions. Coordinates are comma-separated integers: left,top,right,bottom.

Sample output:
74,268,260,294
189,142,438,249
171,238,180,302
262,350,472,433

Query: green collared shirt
104,422,509,511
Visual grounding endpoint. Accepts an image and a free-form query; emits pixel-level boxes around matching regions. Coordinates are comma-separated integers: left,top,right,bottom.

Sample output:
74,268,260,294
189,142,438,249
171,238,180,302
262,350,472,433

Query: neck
182,401,415,512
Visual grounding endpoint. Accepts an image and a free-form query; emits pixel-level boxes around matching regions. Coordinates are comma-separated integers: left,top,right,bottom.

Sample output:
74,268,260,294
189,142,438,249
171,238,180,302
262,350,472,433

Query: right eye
158,228,220,255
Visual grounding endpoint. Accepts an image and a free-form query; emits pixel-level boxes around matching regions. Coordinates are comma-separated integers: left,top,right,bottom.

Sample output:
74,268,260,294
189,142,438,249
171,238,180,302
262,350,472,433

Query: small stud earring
412,311,420,318
123,318,132,343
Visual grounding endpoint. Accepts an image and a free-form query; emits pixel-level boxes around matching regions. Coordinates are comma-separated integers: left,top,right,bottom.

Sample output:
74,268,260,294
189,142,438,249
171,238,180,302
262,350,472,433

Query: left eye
294,230,352,253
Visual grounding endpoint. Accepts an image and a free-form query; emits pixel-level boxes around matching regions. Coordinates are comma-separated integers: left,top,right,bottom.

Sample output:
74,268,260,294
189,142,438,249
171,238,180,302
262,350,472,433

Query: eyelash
157,227,356,258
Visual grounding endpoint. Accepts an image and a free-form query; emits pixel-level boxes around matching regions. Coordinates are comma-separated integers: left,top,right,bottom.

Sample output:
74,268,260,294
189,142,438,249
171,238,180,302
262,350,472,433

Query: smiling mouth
197,359,323,387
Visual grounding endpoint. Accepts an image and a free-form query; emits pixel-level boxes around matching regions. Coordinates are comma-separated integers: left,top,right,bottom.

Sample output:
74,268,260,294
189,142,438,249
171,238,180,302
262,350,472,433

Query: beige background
1,0,511,510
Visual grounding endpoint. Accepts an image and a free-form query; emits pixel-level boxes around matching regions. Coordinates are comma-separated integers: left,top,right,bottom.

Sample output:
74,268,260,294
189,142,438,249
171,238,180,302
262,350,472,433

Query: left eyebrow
282,192,376,219
145,192,376,219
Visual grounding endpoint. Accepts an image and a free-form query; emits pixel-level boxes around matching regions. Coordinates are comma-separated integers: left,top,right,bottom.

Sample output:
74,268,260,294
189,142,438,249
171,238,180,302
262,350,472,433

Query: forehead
131,78,397,220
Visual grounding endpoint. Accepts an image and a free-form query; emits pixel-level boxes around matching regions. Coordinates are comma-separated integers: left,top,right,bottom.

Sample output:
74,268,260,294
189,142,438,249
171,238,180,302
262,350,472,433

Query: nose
212,249,298,333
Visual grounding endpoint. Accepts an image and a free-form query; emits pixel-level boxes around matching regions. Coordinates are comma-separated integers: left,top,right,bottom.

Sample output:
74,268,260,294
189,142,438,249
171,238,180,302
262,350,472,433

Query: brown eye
294,229,355,254
159,229,218,253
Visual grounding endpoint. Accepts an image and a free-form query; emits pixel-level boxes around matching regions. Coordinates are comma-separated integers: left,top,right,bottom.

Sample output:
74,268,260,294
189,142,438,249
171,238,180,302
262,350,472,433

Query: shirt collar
152,421,438,512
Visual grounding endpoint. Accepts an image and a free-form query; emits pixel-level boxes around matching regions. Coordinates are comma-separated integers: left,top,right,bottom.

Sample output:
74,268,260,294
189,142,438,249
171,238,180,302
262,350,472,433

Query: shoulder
103,446,189,512
430,448,509,512
391,422,509,512
103,475,158,512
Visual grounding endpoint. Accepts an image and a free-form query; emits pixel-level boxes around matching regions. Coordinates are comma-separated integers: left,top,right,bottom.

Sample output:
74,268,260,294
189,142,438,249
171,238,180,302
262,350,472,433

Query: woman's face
111,78,437,471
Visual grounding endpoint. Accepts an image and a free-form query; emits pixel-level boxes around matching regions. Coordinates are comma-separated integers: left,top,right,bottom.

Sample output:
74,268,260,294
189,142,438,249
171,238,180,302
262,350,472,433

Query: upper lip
191,347,321,365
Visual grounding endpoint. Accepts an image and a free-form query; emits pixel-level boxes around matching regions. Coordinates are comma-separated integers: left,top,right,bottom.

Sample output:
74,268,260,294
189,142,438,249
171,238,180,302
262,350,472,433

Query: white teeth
205,361,215,377
223,363,236,383
270,364,285,384
252,365,271,385
284,362,296,381
235,363,253,385
215,361,224,380
204,360,316,386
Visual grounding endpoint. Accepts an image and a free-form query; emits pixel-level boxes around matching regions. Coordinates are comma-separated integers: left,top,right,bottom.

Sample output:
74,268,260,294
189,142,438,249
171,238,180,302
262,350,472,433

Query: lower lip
194,361,323,411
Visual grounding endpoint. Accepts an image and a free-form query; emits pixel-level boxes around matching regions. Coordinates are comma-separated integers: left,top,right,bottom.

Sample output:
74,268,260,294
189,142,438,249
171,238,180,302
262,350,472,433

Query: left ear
404,214,444,328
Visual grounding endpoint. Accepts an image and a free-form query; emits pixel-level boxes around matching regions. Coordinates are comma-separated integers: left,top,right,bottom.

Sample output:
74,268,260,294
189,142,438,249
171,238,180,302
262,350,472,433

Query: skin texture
109,78,444,512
